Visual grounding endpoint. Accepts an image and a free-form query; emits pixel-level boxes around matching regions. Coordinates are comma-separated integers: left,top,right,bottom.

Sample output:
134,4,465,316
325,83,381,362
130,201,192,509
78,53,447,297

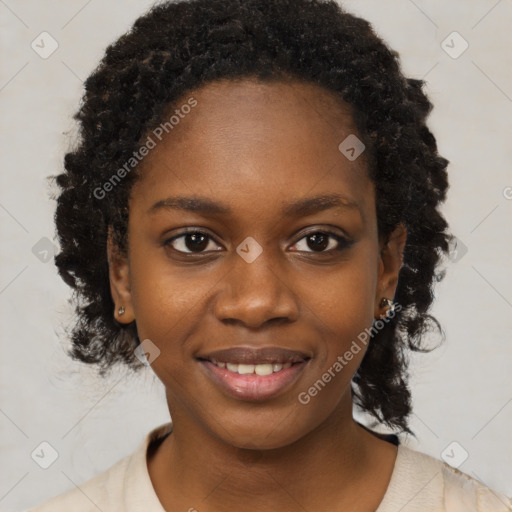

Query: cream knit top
29,422,512,512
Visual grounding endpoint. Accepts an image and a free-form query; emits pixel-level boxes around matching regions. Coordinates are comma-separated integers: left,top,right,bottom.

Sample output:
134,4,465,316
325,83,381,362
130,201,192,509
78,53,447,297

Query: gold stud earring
379,298,394,318
379,298,393,309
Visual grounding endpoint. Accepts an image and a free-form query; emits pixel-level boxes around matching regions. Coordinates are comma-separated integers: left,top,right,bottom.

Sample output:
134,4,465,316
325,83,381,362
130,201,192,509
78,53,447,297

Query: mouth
196,346,311,402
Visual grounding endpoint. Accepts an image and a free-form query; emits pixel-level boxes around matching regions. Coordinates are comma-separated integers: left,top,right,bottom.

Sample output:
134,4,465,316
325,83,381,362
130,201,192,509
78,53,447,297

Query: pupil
186,233,208,251
309,233,328,251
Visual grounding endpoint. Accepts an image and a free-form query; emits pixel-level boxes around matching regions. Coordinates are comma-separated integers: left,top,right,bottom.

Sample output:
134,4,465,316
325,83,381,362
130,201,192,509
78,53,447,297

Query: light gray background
1,1,511,511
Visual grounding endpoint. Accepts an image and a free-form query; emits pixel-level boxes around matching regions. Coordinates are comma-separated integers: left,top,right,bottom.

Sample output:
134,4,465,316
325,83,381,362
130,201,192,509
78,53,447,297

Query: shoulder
28,452,133,512
28,423,172,512
440,457,512,512
377,444,511,512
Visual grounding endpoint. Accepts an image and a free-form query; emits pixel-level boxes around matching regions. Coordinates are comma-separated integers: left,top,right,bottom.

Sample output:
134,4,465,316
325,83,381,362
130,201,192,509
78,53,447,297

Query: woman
30,0,512,510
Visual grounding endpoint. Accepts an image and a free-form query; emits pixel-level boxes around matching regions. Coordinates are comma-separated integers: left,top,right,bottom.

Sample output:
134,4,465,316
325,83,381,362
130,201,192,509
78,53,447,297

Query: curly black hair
53,0,450,434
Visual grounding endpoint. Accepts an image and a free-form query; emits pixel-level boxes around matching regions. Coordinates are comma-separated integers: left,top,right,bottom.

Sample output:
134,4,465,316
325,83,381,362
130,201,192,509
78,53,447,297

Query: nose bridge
213,241,299,327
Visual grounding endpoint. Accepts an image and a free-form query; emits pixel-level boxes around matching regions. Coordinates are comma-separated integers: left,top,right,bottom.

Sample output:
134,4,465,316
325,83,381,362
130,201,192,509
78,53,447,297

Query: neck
148,393,397,511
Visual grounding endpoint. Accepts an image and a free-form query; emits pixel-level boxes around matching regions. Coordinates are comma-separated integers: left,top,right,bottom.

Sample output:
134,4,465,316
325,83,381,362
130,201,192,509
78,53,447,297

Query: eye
164,230,222,254
164,228,353,256
291,230,353,253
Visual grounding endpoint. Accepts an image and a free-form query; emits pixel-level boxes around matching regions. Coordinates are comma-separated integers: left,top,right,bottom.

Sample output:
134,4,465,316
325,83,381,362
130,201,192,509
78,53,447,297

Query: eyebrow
148,193,360,217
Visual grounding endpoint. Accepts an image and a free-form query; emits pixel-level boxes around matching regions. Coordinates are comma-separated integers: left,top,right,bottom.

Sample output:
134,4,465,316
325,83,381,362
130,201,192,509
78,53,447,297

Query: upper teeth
213,361,292,375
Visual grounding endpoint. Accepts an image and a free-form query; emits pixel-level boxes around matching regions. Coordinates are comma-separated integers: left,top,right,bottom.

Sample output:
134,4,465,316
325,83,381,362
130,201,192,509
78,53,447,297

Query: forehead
131,78,373,223
188,77,354,121
164,78,361,151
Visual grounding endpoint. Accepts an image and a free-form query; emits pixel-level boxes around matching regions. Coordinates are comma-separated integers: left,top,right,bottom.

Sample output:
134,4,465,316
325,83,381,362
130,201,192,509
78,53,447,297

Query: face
108,78,405,449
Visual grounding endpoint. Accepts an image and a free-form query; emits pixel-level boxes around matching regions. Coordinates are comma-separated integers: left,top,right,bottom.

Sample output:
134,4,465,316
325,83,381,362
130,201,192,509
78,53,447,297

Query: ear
107,229,135,324
374,223,407,319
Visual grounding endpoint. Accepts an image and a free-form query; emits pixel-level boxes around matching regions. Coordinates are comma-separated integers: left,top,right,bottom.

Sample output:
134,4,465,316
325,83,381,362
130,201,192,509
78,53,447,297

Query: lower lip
199,360,308,401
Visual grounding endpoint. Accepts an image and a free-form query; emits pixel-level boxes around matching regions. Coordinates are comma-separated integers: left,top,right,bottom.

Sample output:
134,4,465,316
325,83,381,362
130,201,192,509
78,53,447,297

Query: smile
196,345,311,402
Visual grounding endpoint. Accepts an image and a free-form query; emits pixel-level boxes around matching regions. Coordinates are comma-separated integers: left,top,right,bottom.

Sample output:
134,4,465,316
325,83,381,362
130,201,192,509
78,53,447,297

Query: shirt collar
123,422,173,512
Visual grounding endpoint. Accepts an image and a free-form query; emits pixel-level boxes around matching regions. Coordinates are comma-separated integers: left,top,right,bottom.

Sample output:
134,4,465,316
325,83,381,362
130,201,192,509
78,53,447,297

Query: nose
213,250,300,329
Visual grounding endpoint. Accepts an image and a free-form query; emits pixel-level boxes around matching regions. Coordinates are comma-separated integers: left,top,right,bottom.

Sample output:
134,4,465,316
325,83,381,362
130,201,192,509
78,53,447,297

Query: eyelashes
164,228,354,256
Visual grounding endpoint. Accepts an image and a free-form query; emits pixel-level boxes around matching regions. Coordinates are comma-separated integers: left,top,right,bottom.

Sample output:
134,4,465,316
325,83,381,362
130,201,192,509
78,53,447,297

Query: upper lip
197,346,311,365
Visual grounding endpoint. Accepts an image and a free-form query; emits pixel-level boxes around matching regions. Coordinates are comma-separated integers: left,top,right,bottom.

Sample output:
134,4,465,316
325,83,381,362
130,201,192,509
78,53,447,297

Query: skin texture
108,79,407,511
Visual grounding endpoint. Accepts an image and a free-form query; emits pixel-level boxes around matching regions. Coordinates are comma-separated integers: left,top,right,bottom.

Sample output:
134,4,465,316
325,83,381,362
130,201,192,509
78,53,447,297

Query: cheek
127,248,206,353
296,277,376,420
312,252,378,335
304,247,379,381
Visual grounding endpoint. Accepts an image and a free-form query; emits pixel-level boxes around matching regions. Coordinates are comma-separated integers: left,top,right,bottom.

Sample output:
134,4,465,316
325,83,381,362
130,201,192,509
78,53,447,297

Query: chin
206,408,315,451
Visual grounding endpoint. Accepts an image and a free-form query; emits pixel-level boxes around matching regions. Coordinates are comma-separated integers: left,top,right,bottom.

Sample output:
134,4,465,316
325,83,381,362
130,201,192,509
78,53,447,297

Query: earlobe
374,223,407,318
107,231,135,324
